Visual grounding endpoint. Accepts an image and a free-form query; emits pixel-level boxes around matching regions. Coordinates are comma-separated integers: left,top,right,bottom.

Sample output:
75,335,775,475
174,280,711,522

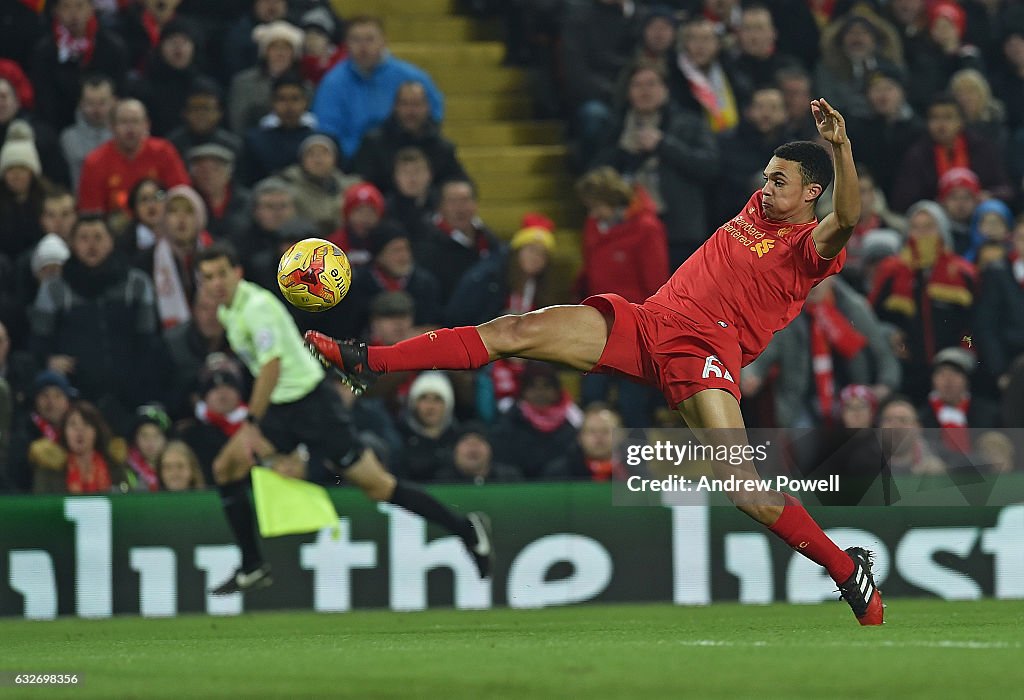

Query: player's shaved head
772,141,833,198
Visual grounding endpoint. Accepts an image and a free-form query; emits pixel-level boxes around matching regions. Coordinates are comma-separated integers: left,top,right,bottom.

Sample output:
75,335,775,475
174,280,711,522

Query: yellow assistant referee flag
251,467,340,538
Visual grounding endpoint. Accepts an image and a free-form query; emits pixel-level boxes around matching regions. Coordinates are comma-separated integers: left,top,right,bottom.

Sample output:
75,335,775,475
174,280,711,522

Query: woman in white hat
228,20,305,133
0,120,48,260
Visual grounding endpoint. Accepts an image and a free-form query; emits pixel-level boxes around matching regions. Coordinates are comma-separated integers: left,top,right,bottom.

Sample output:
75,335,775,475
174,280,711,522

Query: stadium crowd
0,0,1021,494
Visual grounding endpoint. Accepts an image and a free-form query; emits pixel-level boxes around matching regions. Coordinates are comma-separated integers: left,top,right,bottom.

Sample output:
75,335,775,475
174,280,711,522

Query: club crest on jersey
750,239,776,258
777,226,792,236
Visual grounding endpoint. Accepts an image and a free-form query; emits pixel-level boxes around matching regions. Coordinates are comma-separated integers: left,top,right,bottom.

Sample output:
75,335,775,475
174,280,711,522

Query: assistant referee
196,242,492,594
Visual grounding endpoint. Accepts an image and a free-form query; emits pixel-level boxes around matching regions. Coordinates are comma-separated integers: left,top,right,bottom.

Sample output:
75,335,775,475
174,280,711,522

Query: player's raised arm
810,98,860,259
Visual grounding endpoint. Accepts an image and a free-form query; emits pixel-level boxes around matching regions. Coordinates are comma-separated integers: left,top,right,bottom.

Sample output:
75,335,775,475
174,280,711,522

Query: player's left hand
811,98,847,145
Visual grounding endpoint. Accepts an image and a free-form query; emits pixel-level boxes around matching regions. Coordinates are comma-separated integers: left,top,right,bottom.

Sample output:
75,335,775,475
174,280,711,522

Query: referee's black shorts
260,380,365,483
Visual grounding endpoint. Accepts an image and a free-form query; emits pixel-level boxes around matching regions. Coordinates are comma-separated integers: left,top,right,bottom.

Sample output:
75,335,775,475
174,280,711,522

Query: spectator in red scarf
173,353,249,484
344,221,443,337
299,7,347,87
7,371,75,492
870,200,976,401
125,402,171,492
77,99,190,218
891,93,1010,212
547,404,627,481
416,178,502,302
116,0,184,71
156,439,206,491
327,181,385,268
917,347,1000,462
30,0,128,131
491,361,583,479
34,400,130,494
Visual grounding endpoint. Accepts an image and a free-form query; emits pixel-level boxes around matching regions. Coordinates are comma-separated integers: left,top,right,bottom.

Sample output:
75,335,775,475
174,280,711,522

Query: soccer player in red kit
306,99,884,625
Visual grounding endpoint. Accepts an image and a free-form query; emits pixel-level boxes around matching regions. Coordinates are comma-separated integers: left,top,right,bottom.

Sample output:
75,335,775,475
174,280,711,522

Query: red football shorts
582,293,742,406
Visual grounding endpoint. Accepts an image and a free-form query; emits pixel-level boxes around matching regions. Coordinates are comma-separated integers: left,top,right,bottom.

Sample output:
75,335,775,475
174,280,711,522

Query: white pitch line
677,639,1020,650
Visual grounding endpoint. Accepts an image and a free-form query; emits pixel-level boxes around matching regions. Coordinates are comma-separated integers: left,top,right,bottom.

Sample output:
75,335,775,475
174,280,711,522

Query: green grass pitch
2,600,1023,699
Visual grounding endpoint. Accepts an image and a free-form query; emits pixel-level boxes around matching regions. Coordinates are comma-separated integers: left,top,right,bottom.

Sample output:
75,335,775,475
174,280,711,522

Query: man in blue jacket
313,16,444,160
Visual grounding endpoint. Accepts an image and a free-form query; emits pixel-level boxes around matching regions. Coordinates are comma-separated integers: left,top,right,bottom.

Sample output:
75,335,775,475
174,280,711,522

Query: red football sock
367,327,491,373
769,493,854,583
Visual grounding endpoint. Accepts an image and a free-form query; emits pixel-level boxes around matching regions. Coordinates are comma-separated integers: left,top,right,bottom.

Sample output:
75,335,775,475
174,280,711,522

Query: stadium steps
338,0,582,250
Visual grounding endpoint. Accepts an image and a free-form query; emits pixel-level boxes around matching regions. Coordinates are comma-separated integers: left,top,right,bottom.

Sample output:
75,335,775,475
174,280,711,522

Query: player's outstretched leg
343,448,495,577
304,304,610,393
678,389,883,625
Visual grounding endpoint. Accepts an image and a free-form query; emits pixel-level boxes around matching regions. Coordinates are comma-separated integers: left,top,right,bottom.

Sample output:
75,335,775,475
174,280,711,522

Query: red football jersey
647,190,845,365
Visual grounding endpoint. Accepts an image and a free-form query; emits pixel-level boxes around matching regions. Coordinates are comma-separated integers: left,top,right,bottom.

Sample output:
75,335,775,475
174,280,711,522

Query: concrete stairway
330,0,581,253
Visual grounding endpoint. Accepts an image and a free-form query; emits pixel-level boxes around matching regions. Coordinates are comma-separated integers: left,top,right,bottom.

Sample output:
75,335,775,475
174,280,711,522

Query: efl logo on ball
277,238,352,312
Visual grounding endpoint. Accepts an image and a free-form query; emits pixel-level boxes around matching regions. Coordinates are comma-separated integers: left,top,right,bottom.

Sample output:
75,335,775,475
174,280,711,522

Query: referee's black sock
218,477,263,572
389,480,475,544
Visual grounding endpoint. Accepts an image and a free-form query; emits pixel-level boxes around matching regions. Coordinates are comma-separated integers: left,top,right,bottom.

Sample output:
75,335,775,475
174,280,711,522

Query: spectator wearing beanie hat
0,120,46,261
918,346,1000,460
30,232,70,282
125,402,172,492
396,371,459,482
870,200,976,402
280,132,362,235
328,182,385,268
345,221,443,337
6,370,77,493
229,21,304,134
937,167,981,254
299,7,347,86
902,1,984,116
